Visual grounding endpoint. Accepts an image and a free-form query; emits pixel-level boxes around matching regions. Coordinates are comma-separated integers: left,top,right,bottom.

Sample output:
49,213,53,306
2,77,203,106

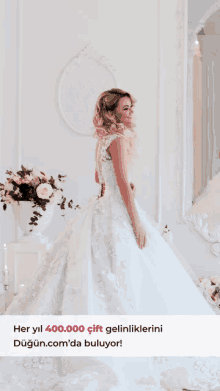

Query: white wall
13,0,158,242
0,0,19,281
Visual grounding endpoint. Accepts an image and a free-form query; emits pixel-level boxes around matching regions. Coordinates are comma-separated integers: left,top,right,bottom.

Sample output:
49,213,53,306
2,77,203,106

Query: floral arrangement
0,165,80,231
199,276,220,307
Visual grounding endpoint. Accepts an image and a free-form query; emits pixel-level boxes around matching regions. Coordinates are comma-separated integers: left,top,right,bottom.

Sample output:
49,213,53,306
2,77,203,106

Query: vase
12,201,55,244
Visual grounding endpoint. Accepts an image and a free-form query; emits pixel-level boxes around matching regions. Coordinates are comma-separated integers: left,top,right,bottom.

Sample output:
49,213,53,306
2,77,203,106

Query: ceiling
204,8,220,34
188,0,219,31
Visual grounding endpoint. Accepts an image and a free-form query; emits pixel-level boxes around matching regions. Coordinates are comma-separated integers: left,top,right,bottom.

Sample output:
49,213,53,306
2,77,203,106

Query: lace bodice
95,129,135,197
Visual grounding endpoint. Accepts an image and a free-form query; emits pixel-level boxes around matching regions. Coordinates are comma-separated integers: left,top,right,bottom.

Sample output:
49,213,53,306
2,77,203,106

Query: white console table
2,242,51,308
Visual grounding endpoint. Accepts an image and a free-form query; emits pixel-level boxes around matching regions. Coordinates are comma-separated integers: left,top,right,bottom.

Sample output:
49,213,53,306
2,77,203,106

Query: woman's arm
95,141,100,183
95,170,99,183
109,137,146,248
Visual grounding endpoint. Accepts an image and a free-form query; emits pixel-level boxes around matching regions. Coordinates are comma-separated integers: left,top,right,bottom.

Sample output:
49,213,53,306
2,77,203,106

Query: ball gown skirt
4,131,217,315
4,181,216,315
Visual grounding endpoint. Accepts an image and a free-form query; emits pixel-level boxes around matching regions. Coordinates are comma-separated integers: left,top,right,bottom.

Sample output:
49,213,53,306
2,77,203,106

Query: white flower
31,175,40,185
12,175,22,184
207,286,216,297
54,179,63,189
50,190,62,204
54,190,62,202
200,278,211,290
211,276,220,285
36,183,53,199
216,297,220,305
4,182,13,191
32,170,44,179
43,174,50,181
22,174,34,183
4,194,16,205
22,162,34,170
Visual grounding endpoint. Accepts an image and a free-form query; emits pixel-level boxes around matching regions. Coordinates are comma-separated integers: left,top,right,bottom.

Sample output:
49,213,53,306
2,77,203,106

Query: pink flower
42,174,50,181
50,190,62,204
4,182,13,191
200,278,211,290
36,183,53,199
207,286,216,297
12,175,22,184
32,170,44,178
4,194,15,205
31,176,40,185
54,179,63,189
211,276,220,285
22,175,33,184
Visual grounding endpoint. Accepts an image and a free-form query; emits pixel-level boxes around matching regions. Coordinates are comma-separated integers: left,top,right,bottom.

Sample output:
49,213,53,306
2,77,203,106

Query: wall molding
57,44,117,136
156,0,162,227
189,0,220,57
15,0,21,172
175,0,188,224
14,0,21,242
183,1,220,256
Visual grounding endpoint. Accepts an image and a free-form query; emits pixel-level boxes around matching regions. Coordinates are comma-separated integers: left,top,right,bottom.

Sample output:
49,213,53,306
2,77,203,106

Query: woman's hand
100,183,105,197
133,219,147,249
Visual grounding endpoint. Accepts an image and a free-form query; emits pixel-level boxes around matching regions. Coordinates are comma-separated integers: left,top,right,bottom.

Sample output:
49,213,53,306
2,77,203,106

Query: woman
4,88,217,315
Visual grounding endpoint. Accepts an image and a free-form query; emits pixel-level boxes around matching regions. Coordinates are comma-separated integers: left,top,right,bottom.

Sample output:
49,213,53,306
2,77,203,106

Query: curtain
193,47,202,200
194,35,220,200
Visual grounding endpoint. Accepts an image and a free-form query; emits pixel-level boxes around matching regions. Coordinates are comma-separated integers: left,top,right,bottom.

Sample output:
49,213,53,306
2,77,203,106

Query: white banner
0,315,219,357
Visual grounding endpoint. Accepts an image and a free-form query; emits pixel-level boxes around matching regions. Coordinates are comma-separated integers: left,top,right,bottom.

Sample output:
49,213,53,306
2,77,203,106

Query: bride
4,88,217,315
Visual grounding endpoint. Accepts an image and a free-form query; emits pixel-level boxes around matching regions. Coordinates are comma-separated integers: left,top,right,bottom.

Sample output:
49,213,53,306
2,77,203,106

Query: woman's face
115,96,134,126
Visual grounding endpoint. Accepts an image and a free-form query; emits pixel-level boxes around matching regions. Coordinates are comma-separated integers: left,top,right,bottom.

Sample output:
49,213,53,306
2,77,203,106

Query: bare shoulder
108,136,129,170
95,140,100,158
108,135,127,156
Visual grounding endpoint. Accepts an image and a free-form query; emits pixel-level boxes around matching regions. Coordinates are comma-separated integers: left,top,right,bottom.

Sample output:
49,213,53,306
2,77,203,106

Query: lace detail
96,128,135,188
0,357,60,390
157,357,220,391
5,220,75,315
132,358,220,391
195,280,220,315
0,357,118,391
1,357,220,391
3,129,217,316
90,194,137,314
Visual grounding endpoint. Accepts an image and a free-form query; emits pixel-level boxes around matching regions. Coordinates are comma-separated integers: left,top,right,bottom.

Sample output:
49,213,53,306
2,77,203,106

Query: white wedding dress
0,356,220,390
5,129,217,315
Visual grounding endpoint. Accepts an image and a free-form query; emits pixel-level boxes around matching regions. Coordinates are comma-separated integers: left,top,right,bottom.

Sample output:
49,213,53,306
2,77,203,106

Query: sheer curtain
201,36,216,194
193,35,220,202
193,43,203,200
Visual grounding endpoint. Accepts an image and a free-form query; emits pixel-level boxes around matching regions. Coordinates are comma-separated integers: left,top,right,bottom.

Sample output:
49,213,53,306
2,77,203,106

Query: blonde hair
93,89,136,133
93,88,137,162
